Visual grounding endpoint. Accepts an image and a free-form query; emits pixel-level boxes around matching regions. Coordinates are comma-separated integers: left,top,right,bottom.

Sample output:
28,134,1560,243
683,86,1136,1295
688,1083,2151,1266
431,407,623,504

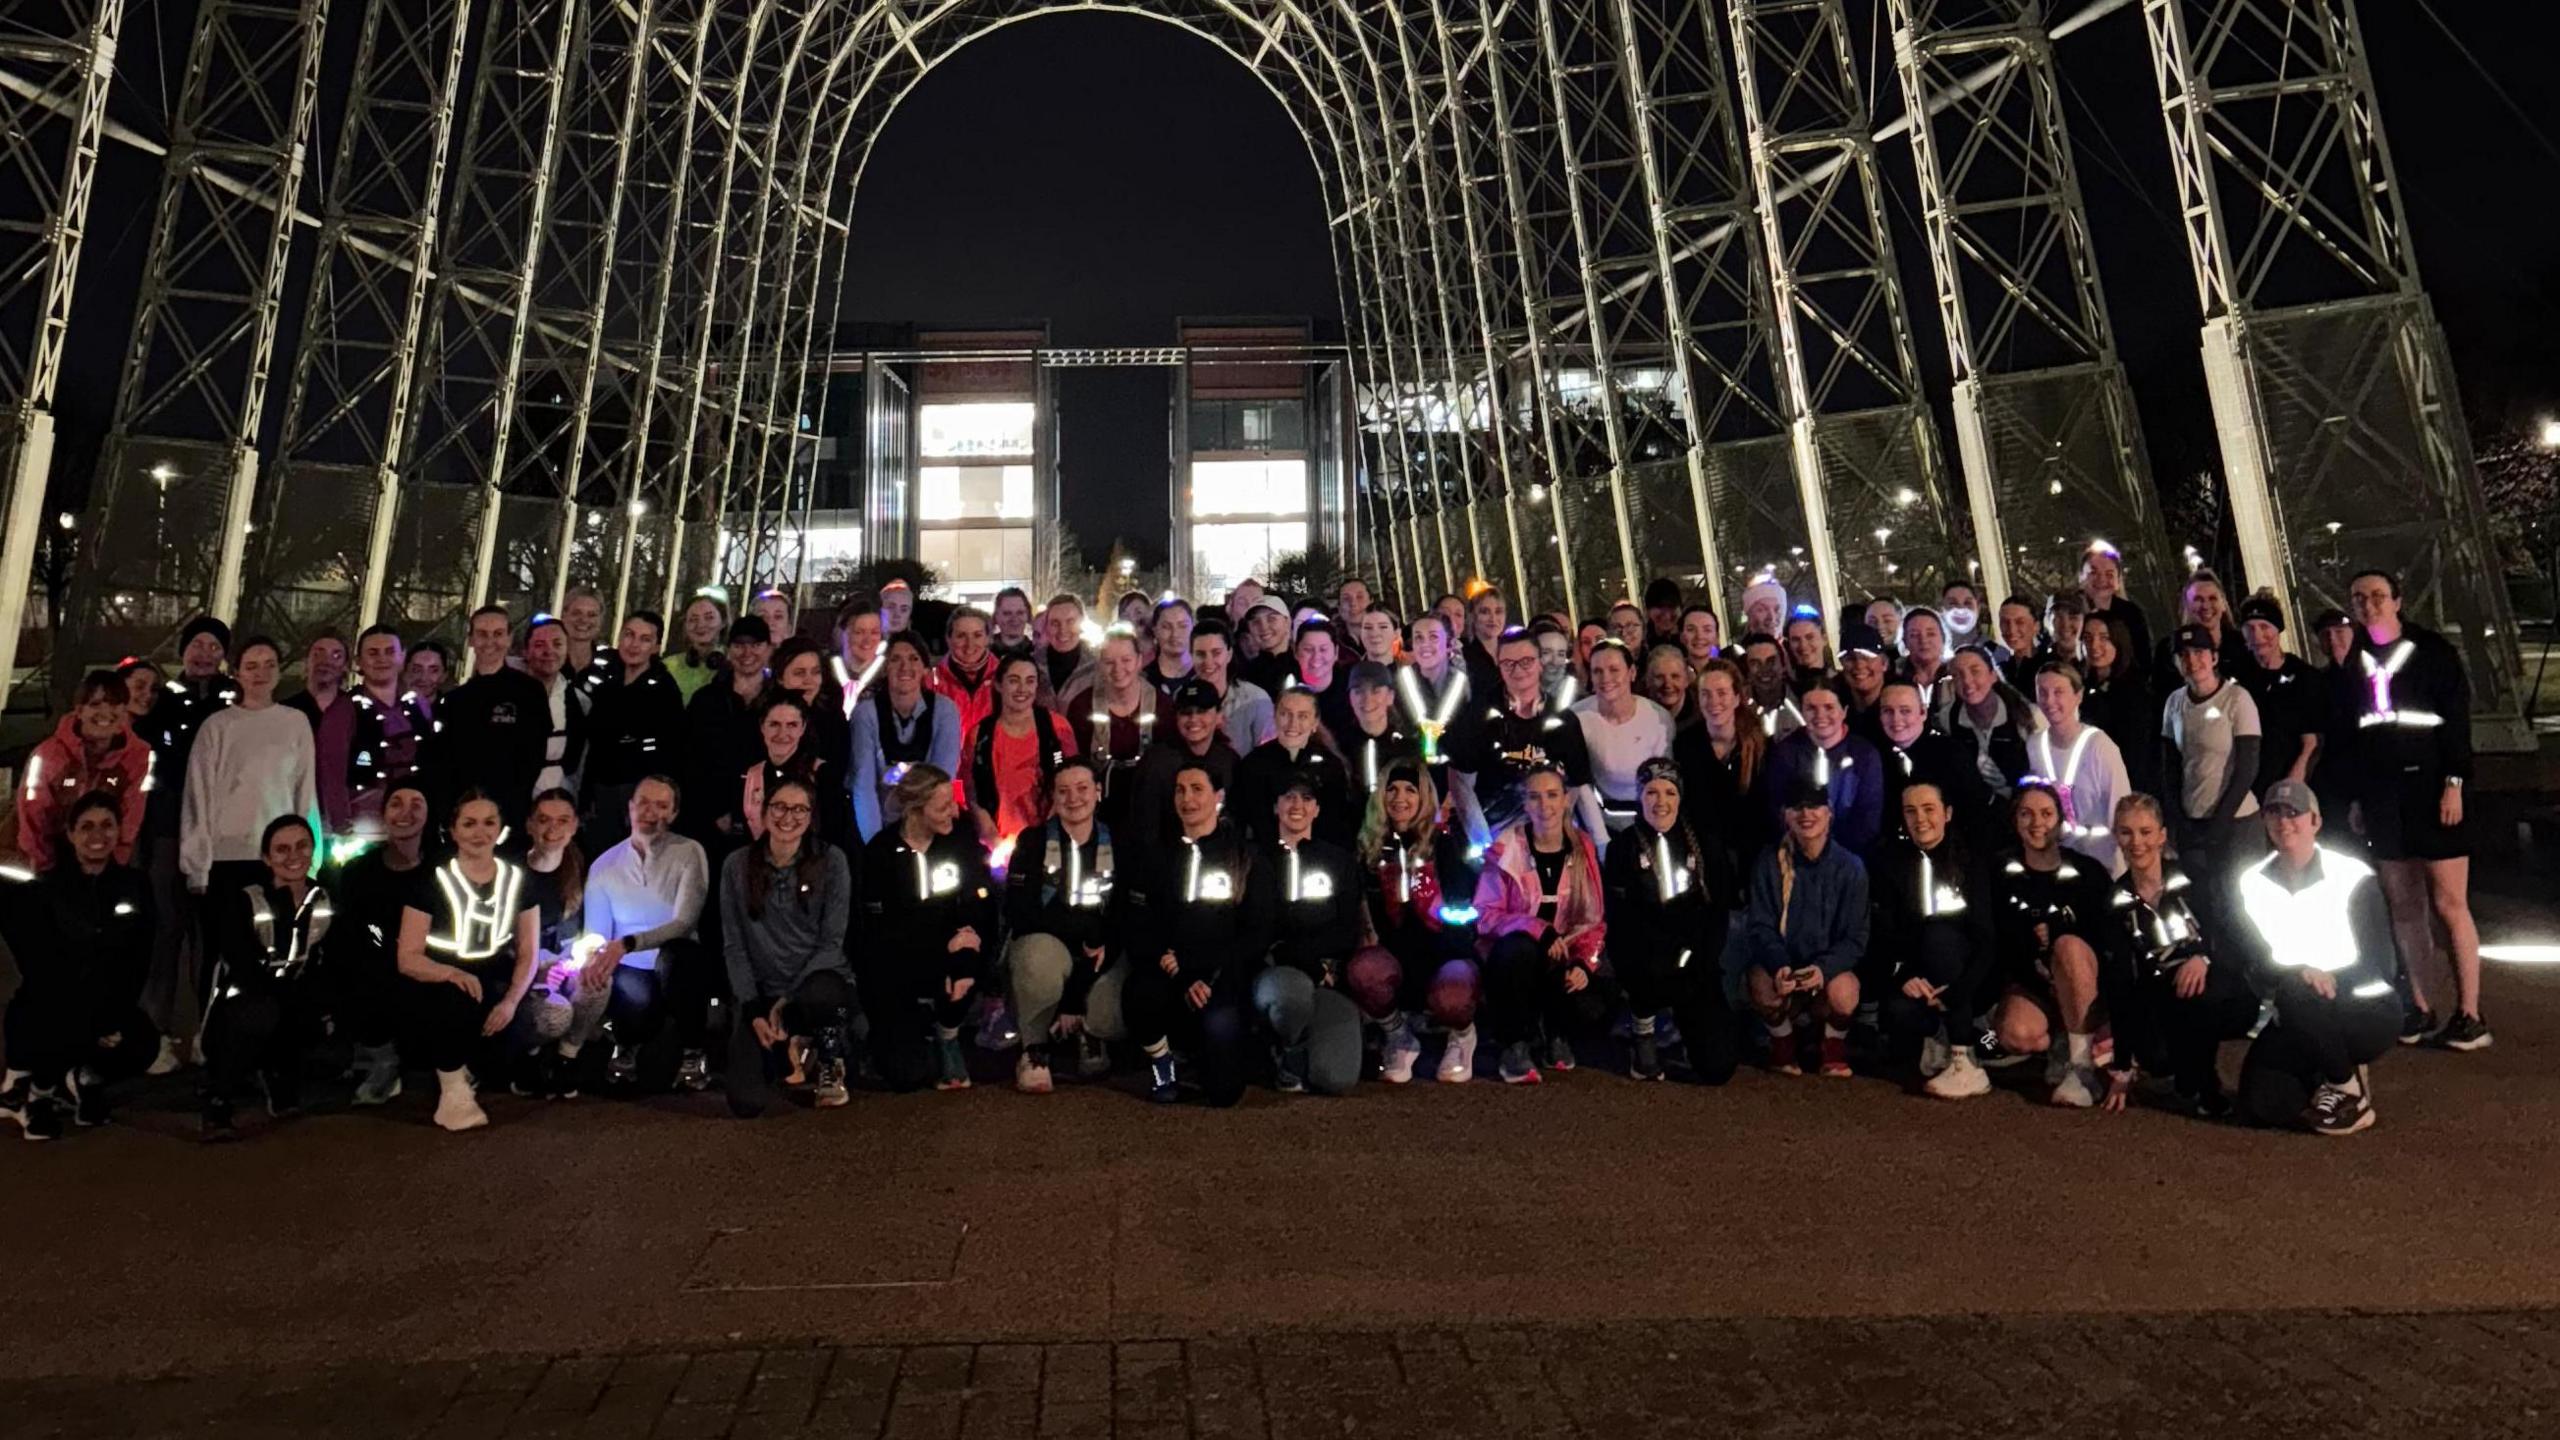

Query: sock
1766,1018,1794,1040
1380,1011,1410,1039
1632,1014,1657,1037
1144,1039,1171,1060
2066,1031,2094,1067
1823,1022,1848,1041
557,1041,582,1061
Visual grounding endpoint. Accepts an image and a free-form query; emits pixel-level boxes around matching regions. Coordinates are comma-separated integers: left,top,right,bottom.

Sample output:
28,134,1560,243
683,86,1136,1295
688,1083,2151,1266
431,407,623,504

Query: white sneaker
1919,1033,1951,1079
1925,1047,1990,1100
147,1036,183,1077
433,1069,489,1131
1437,1025,1478,1083
2050,1064,2100,1109
1382,1026,1422,1084
1014,1051,1054,1095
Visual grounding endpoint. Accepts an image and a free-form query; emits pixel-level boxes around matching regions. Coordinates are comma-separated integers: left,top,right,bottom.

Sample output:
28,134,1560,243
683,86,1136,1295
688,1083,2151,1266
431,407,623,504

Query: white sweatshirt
181,702,318,888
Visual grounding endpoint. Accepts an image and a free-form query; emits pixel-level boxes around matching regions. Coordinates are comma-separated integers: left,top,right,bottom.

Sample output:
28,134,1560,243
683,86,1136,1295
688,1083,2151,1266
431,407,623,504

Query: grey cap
2260,778,2320,817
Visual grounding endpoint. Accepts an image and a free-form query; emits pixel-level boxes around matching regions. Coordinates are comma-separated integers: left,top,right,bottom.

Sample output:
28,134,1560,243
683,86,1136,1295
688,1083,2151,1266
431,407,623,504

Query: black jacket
858,822,998,984
1602,820,1722,970
680,675,769,838
2,862,153,1011
1122,736,1242,867
1671,726,1774,890
1866,833,1995,978
1876,728,1994,849
1229,739,1354,849
211,877,333,995
1125,820,1273,992
1263,837,1364,980
140,675,237,831
440,666,553,820
585,660,687,791
1991,848,2112,988
1003,818,1120,1016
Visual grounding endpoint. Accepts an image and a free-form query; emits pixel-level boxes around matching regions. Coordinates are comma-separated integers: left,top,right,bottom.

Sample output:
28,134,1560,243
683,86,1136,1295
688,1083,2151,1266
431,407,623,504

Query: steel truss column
2144,0,2523,744
1604,0,1794,620
80,0,328,648
0,0,120,710
1893,0,2166,613
401,0,582,623
269,0,476,635
1729,0,1953,633
1532,0,1655,605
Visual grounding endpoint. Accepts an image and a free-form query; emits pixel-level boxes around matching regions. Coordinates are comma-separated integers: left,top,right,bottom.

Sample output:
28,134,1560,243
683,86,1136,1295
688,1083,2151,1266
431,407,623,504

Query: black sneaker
2434,1012,2493,1052
1148,1053,1181,1103
19,1088,64,1142
70,1069,109,1127
260,1070,303,1119
605,1043,639,1087
541,1051,579,1100
2188,1083,2235,1121
200,1101,240,1144
1630,1031,1663,1082
2309,1079,2374,1136
2398,1005,2435,1045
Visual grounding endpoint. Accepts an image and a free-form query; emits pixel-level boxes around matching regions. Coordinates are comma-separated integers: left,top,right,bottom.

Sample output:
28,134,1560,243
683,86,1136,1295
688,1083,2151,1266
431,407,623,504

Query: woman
1989,783,2114,1107
719,776,855,1114
769,635,850,779
963,653,1078,857
118,658,163,721
2028,662,2133,875
397,790,541,1132
1602,758,1736,1084
1115,589,1157,654
1943,646,2042,798
17,669,152,871
848,632,958,841
1677,606,1721,670
1643,645,1696,730
1572,640,1675,835
736,693,854,846
2078,614,2160,798
1347,759,1482,1084
1863,598,1904,659
1355,606,1403,668
330,778,431,1105
1673,659,1772,884
2099,793,2259,1118
1143,598,1196,706
666,594,729,702
584,611,685,844
2078,542,2152,680
859,765,995,1093
199,814,333,1141
751,588,794,646
1572,619,1609,685
1782,614,1836,694
0,792,157,1139
1290,619,1356,744
2159,571,2250,694
1063,630,1154,832
179,637,317,904
1472,765,1609,1086
2160,625,2263,905
1899,607,1952,709
514,787,599,1097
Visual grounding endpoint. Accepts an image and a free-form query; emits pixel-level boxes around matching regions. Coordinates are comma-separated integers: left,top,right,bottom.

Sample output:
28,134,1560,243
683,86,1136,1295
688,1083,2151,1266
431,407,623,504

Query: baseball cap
2311,607,2353,632
1274,771,1323,801
2261,778,2320,817
1246,597,1290,622
1838,620,1886,658
1347,659,1395,692
1780,775,1831,811
1171,678,1222,714
2172,623,2216,652
727,614,771,645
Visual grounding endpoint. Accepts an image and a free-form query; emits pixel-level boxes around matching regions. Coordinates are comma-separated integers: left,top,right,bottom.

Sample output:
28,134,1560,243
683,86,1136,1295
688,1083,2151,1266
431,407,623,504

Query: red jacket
1473,822,1606,968
16,713,153,871
928,653,1000,736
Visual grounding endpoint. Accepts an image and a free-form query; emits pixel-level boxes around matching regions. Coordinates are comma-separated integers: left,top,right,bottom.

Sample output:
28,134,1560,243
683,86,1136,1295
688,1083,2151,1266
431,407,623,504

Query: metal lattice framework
0,0,2520,739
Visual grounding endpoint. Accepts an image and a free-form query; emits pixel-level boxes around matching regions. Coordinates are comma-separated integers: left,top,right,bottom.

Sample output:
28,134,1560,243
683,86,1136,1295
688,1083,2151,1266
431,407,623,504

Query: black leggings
2238,980,2398,1126
201,981,321,1105
856,950,978,1095
1875,923,1993,1046
726,969,853,1115
4,986,158,1089
1478,932,1616,1050
406,972,535,1075
2125,960,2260,1097
1611,928,1740,1086
1123,961,1254,1107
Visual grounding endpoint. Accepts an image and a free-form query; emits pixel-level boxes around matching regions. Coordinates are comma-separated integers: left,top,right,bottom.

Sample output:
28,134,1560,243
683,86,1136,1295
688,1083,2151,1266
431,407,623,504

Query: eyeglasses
1498,655,1540,673
765,802,813,818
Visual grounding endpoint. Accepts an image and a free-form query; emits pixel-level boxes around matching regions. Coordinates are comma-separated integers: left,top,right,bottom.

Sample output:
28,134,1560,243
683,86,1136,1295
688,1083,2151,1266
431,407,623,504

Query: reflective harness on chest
425,860,525,963
2029,727,2107,849
1398,666,1466,762
2357,640,2440,730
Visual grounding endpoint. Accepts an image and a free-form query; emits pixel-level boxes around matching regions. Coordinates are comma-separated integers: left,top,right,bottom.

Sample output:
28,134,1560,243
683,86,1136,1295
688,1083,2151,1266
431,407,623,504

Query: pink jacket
1473,823,1607,968
16,713,153,871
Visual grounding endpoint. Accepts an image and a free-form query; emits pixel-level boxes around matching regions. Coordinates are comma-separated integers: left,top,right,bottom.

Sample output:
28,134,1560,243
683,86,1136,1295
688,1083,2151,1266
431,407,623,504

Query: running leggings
1477,932,1614,1050
2237,977,2398,1127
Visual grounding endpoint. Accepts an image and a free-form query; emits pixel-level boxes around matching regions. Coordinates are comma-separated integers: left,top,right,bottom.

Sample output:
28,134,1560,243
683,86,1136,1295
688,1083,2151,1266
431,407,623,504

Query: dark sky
840,3,2560,564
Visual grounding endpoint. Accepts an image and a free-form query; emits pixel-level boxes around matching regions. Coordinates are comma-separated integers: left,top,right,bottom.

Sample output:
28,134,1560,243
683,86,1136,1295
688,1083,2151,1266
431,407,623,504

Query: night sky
840,3,2560,569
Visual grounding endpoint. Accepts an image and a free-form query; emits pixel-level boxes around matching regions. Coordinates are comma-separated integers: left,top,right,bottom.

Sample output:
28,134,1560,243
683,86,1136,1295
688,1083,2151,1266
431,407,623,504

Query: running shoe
1629,1031,1663,1082
2398,1004,2436,1046
147,1036,184,1077
433,1070,490,1132
1075,1032,1112,1077
1381,1026,1422,1084
1436,1025,1477,1083
1817,1031,1852,1079
351,1044,403,1105
2309,1077,2374,1136
674,1049,711,1092
1015,1048,1055,1095
1498,1041,1542,1085
1148,1052,1181,1103
21,1088,64,1141
199,1100,240,1144
2050,1065,2100,1109
2189,1083,2234,1121
1274,1046,1308,1094
70,1069,108,1128
813,1059,850,1108
1544,1035,1575,1073
539,1050,578,1101
605,1043,639,1088
935,1034,972,1091
2434,1012,2493,1052
1923,1047,1989,1100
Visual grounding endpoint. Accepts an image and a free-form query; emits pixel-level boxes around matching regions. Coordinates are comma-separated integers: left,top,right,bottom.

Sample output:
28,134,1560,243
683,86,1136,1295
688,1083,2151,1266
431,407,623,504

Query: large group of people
0,545,2497,1143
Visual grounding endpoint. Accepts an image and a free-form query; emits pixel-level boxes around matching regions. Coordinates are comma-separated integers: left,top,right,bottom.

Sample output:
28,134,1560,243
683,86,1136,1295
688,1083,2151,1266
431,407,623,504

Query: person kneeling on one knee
859,764,996,1094
1869,782,1995,1099
1989,783,2114,1107
1123,761,1273,1106
2097,793,2259,1119
720,777,856,1113
1740,779,1866,1078
1601,757,1738,1084
2230,780,2398,1137
1257,773,1367,1095
1002,758,1122,1093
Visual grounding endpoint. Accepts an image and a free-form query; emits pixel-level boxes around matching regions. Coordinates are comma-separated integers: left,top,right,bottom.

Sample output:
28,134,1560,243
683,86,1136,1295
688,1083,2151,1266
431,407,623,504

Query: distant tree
822,555,942,597
1265,541,1350,604
2478,429,2560,587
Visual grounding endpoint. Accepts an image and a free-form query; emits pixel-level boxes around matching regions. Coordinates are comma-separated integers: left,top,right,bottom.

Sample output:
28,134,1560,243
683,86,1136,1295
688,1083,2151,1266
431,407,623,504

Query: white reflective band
114,901,136,916
911,852,961,900
1653,832,1689,903
21,754,38,802
425,860,525,960
2352,980,2394,999
1918,852,1967,916
2236,847,2373,974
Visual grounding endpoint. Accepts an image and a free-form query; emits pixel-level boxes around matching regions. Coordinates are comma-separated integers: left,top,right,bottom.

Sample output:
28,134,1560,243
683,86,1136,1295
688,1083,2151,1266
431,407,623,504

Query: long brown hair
743,777,827,919
1696,658,1766,789
528,787,585,914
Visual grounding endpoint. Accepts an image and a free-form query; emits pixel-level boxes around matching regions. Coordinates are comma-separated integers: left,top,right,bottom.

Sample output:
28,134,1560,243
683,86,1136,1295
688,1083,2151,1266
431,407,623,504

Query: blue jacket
1764,730,1885,858
847,689,962,841
1729,837,1869,987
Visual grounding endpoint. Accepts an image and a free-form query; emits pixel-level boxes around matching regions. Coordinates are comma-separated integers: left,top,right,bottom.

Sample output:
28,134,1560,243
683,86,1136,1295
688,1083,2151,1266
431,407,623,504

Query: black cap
2238,594,2285,633
2172,623,2217,652
1643,577,1683,609
1347,659,1394,692
1838,620,1885,658
728,614,771,645
1781,776,1831,811
2311,607,2353,632
1171,678,1222,714
1274,770,1323,801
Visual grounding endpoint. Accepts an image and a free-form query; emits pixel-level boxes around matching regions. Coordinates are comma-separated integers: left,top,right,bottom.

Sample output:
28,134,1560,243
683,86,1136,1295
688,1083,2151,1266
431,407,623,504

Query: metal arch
1727,0,1953,632
268,0,478,634
2144,0,2523,743
1891,0,2166,615
0,0,121,712
78,0,329,647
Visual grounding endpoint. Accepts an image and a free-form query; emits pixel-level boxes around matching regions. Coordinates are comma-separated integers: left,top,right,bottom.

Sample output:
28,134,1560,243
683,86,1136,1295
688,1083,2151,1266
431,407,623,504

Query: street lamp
2535,416,2560,449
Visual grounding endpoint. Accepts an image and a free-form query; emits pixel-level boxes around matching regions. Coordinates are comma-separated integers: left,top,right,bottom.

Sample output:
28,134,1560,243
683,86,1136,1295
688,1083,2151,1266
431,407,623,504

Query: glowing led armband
1437,902,1479,925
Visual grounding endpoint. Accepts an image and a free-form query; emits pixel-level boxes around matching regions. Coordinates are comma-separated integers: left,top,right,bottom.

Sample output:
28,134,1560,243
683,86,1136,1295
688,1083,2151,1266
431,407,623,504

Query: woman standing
848,633,960,842
719,777,856,1114
1472,766,1609,1086
583,612,685,844
859,765,995,1093
1943,647,2042,799
16,669,153,871
1348,759,1482,1084
735,694,854,847
1063,631,1156,835
1602,759,1736,1084
2078,542,2152,677
770,636,851,780
2078,615,2159,798
666,594,729,702
2027,662,2133,875
1643,646,1696,730
1898,608,1953,711
963,653,1079,856
0,793,157,1139
397,791,541,1132
1678,606,1722,671
1571,640,1675,835
1673,660,1772,885
199,815,333,1141
180,636,317,904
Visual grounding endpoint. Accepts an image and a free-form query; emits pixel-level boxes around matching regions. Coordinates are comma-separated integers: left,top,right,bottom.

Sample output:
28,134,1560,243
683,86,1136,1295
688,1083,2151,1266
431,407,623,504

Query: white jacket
181,703,318,888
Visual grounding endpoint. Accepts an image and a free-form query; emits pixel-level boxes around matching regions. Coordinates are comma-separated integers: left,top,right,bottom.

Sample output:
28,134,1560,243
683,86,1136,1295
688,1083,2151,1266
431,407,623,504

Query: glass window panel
920,525,1034,595
1191,459,1307,518
1192,521,1307,595
918,463,1034,521
919,402,1035,459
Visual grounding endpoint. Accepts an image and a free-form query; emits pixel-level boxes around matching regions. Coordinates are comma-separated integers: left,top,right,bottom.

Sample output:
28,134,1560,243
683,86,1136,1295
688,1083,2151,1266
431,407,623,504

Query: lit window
919,464,1034,522
920,526,1034,589
1191,459,1307,519
1193,521,1308,595
919,403,1034,459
